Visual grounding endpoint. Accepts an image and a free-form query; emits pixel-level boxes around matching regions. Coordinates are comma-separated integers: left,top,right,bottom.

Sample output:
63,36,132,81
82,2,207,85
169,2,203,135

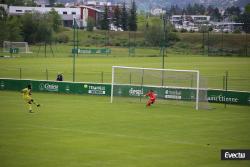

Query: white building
211,22,243,32
150,8,166,16
9,6,81,27
171,15,210,24
171,15,210,31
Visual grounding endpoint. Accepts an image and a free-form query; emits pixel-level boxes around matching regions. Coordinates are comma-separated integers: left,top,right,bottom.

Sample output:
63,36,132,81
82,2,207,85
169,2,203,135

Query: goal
111,66,209,110
3,41,31,53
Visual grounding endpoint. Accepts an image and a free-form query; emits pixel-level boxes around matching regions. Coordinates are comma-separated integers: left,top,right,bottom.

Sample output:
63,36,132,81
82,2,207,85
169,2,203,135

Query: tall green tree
20,12,39,43
21,12,54,43
49,0,57,7
0,6,7,22
207,6,222,21
48,8,62,32
169,5,182,15
0,6,8,44
6,16,22,41
121,2,128,31
128,0,137,31
24,0,36,6
100,5,109,30
144,22,179,47
113,5,121,28
0,7,22,43
224,6,241,21
239,4,250,33
1,0,25,6
245,3,250,13
36,14,53,43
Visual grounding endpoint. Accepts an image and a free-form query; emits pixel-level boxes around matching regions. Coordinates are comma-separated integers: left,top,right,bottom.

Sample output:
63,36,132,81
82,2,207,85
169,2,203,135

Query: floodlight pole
196,71,200,110
73,18,76,82
162,17,166,69
246,31,248,57
129,30,131,56
162,13,168,69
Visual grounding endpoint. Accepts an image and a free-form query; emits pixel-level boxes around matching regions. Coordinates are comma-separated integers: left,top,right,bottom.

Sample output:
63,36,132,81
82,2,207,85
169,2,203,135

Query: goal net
111,66,210,110
3,41,31,53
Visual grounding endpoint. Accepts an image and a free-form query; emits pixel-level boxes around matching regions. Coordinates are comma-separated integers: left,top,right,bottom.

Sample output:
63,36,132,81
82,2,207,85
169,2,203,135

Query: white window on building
63,11,67,15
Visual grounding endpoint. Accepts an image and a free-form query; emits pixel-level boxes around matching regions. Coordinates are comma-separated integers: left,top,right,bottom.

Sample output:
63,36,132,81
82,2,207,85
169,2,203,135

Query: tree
186,4,193,15
21,12,39,43
0,6,22,43
195,3,206,15
21,12,54,44
2,0,25,6
224,6,241,21
145,25,163,46
245,3,250,13
128,0,137,31
0,6,7,22
121,2,128,31
207,6,222,21
113,5,121,29
0,6,8,44
49,0,57,7
36,14,53,43
185,3,206,15
144,19,179,47
24,0,36,6
170,5,182,15
86,18,94,31
100,5,109,30
6,16,22,41
239,6,250,33
48,8,62,32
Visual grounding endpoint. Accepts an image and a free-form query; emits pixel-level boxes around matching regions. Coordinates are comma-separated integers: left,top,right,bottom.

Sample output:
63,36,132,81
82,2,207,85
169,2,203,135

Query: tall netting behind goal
111,66,210,110
3,41,31,53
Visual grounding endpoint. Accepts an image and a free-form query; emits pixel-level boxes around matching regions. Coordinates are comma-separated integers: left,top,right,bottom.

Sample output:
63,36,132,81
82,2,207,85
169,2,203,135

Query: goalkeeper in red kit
144,90,156,107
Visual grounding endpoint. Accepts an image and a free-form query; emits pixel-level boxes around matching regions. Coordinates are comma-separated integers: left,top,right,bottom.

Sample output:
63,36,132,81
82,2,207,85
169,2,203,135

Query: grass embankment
0,54,249,91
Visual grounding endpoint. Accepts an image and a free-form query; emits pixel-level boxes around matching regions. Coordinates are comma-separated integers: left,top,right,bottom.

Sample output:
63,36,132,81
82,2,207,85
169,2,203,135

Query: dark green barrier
207,89,250,105
0,78,249,105
113,85,196,101
72,48,111,54
0,79,110,96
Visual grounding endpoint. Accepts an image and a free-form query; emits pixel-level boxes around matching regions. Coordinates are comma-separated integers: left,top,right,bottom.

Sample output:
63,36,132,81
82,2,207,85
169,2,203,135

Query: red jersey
146,91,156,100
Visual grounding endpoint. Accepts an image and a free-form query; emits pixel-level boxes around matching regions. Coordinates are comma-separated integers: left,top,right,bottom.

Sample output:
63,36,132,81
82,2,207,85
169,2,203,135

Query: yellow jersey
22,88,31,98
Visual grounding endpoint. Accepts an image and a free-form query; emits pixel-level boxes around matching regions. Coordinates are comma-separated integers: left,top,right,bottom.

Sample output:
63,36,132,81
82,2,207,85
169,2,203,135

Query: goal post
3,41,31,53
111,66,205,110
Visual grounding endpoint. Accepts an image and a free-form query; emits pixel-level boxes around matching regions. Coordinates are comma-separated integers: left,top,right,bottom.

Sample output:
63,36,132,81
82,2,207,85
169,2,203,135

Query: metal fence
0,67,249,92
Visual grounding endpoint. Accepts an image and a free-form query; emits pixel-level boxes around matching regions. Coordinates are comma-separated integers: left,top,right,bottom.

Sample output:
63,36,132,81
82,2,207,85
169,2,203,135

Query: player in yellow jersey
21,84,40,113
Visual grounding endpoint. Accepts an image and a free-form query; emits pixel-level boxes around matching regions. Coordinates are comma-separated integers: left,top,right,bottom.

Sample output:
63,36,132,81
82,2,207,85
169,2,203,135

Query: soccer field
0,55,250,91
0,91,249,167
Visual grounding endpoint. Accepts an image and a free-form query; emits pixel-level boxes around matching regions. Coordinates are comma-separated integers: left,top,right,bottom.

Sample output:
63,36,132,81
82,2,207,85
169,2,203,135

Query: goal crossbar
111,66,200,110
112,66,199,73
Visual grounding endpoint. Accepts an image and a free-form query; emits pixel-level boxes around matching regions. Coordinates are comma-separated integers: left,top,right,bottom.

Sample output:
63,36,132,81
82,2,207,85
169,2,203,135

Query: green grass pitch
0,55,250,91
0,91,249,167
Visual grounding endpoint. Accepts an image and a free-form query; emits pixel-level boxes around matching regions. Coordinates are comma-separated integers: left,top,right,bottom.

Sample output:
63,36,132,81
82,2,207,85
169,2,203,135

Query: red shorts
149,98,155,103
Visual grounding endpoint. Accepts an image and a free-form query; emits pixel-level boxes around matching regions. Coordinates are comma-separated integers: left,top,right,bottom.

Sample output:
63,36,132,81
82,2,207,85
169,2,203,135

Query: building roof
79,5,103,13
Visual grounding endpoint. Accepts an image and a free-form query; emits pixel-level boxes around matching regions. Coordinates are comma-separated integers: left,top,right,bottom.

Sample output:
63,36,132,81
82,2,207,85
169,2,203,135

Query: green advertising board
9,48,19,54
113,85,196,101
0,78,249,106
207,89,250,105
0,79,110,96
72,48,111,54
